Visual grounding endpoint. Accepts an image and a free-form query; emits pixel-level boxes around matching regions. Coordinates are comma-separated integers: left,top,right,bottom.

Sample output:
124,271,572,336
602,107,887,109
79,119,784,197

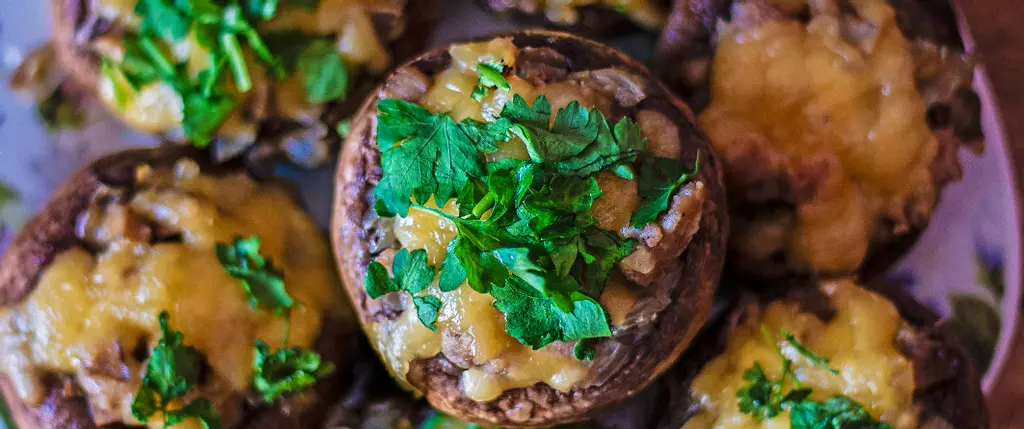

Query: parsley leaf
216,236,294,316
373,99,506,217
492,277,611,350
132,312,221,429
134,0,191,42
629,153,700,228
364,248,442,330
498,94,646,177
252,340,334,403
183,91,238,146
298,40,349,103
413,295,443,331
471,61,510,101
790,396,893,429
736,362,809,420
781,330,840,375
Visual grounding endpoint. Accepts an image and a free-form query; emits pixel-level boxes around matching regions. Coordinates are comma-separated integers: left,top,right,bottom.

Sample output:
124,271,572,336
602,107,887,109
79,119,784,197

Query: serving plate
0,0,1016,424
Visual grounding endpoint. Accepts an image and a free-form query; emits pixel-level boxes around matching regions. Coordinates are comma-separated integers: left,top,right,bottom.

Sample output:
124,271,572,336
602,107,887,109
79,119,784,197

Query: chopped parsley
215,236,330,402
131,312,221,429
736,327,892,429
471,61,510,101
216,236,294,316
372,98,509,217
252,340,334,403
365,248,444,331
629,152,700,228
367,93,682,355
105,0,348,146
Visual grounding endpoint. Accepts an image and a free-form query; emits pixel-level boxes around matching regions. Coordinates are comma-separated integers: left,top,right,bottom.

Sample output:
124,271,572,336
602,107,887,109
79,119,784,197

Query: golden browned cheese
94,0,388,135
0,159,344,428
683,280,918,429
526,0,665,29
699,0,937,273
368,39,647,402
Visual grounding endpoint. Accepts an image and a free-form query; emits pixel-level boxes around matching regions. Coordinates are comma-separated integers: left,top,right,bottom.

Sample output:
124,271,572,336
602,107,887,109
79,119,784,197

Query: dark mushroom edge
331,31,727,427
0,147,357,428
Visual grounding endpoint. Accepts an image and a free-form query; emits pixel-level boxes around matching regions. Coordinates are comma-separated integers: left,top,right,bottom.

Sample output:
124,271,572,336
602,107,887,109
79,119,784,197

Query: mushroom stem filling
363,39,705,402
699,0,940,274
685,280,918,429
0,158,344,427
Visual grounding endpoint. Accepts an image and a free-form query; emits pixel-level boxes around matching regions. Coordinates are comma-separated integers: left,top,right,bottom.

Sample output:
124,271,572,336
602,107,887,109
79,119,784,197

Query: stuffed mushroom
655,0,983,279
479,0,672,34
332,32,727,427
0,147,355,428
48,0,438,167
656,279,988,429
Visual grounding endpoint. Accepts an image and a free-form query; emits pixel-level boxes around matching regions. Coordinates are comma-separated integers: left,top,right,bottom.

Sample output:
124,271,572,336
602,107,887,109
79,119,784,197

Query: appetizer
49,0,438,167
480,0,671,34
655,0,983,279
657,279,988,429
332,32,727,426
0,148,354,428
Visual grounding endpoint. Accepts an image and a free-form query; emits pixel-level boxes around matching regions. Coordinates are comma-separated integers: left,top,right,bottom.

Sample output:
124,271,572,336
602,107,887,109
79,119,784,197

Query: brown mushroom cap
653,0,983,282
654,280,989,429
0,147,357,429
331,30,728,427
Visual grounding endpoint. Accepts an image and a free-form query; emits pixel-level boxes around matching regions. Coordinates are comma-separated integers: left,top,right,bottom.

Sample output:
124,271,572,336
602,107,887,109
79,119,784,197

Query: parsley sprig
252,340,335,403
630,153,700,228
131,312,221,429
366,248,443,331
216,236,294,317
736,327,892,429
471,61,510,101
215,235,332,401
367,93,666,354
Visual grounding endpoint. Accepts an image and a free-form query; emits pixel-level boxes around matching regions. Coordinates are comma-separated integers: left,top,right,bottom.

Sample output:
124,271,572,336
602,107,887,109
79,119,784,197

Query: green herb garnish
790,396,893,429
629,153,700,228
252,340,334,403
781,329,840,375
298,40,349,103
372,99,510,217
471,61,510,101
368,94,656,352
365,248,444,331
131,312,221,429
736,327,891,429
216,236,294,316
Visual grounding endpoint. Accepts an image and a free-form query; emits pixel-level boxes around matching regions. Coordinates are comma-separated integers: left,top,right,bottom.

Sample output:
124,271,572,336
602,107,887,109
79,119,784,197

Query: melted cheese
0,159,344,428
683,280,918,429
92,0,386,138
699,0,937,273
368,39,653,402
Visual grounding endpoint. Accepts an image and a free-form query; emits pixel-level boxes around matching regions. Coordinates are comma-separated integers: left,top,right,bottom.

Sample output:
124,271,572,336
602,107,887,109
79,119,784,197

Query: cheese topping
699,0,938,273
367,39,651,402
683,280,918,429
93,0,388,137
0,159,344,427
